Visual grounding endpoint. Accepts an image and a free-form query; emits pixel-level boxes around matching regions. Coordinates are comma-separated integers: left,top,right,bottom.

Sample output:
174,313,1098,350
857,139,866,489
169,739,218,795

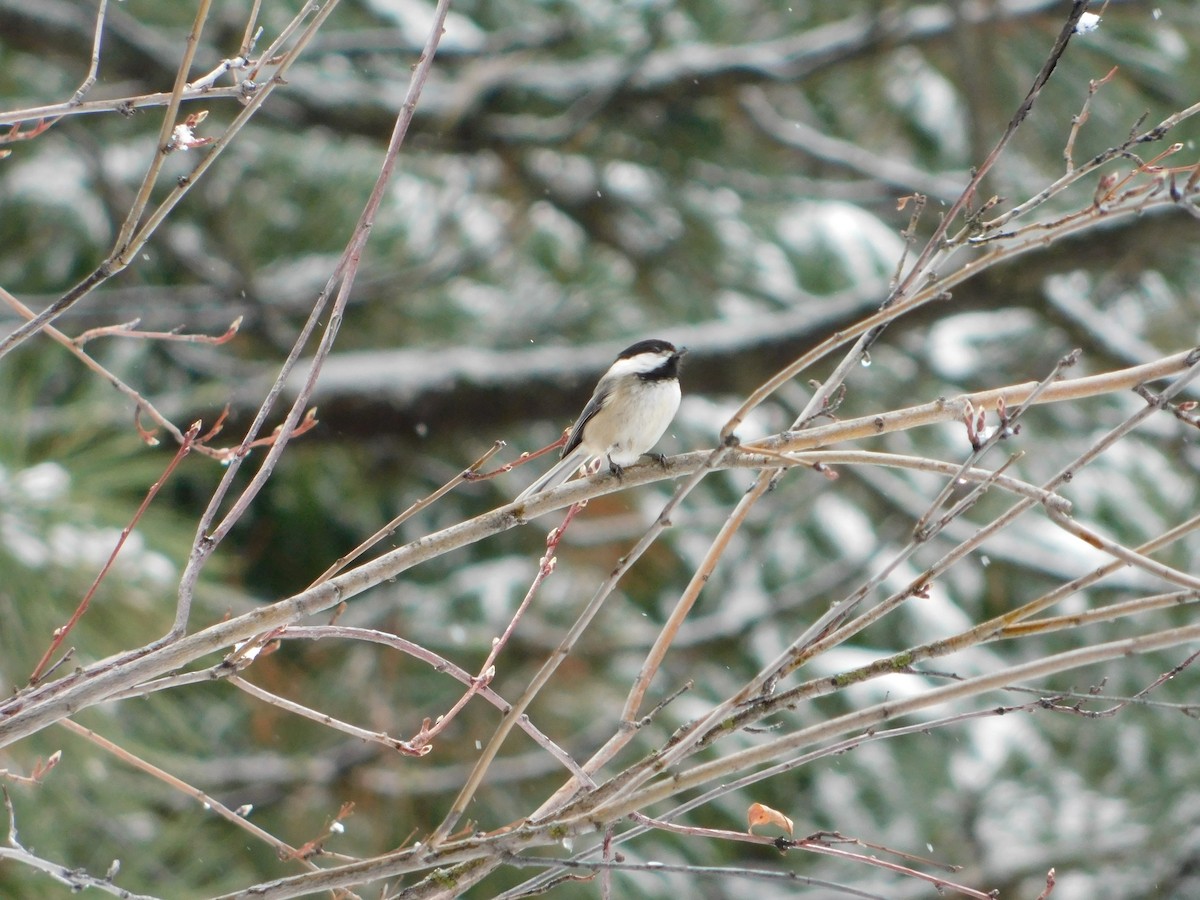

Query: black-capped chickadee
516,339,685,501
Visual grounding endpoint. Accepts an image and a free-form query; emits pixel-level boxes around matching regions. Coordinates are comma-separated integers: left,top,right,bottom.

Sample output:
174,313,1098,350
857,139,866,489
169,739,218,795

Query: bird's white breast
588,378,681,467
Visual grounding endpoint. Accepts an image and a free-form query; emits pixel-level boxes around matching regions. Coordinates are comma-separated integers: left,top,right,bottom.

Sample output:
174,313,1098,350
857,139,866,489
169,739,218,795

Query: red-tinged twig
465,433,569,482
283,802,356,862
1094,142,1186,208
26,421,203,686
1,285,252,459
913,349,1080,541
133,406,162,446
56,718,319,869
1036,868,1057,900
0,751,62,786
72,315,242,348
139,404,233,452
0,286,217,452
1064,66,1119,172
252,626,591,783
409,500,585,754
310,441,507,588
0,118,55,146
204,407,320,465
196,406,232,444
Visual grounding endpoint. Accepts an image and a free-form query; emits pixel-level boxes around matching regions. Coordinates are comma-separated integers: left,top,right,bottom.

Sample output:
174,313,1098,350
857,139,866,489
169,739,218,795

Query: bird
515,339,685,501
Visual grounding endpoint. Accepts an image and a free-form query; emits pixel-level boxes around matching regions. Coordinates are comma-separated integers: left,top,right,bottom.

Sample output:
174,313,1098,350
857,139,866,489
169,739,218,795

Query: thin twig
27,421,201,685
228,675,429,756
0,287,190,451
528,468,759,813
57,718,317,869
409,500,585,753
310,441,506,588
114,0,215,253
70,0,109,106
211,618,1200,900
998,589,1200,640
72,316,242,347
1064,66,1119,171
620,477,770,721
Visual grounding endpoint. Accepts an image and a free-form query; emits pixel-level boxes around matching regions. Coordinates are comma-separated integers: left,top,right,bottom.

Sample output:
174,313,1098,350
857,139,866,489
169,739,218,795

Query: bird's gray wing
561,380,611,457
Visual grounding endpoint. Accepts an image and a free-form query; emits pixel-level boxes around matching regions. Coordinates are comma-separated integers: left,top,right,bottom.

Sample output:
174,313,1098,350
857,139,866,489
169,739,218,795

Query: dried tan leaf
747,801,794,836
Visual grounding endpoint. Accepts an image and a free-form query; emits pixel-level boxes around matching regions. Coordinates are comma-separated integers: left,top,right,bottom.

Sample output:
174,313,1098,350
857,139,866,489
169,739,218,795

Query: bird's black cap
617,338,680,359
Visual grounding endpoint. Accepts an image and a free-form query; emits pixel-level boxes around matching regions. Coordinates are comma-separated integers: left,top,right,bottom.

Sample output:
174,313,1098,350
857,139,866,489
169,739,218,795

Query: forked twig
1064,65,1119,171
72,316,243,347
409,499,586,754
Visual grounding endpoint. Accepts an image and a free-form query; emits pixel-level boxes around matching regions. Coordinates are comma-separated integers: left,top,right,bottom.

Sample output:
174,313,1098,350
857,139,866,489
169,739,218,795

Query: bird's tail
514,446,591,502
